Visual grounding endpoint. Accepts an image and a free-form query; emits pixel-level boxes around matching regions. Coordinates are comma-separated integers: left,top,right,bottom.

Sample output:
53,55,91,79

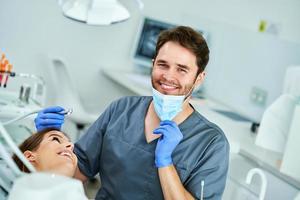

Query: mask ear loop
183,84,195,101
183,71,205,102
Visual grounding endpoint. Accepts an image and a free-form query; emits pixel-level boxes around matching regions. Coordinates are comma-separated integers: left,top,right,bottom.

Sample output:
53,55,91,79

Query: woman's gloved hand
34,106,65,132
153,120,183,168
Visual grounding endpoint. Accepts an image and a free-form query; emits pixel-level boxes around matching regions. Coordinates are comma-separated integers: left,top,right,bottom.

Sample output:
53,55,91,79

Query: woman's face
24,130,77,177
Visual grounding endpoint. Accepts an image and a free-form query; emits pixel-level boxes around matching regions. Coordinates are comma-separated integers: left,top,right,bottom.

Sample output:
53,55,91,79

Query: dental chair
50,57,99,138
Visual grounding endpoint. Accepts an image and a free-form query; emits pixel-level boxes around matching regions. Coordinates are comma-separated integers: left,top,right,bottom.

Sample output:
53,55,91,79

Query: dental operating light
59,0,143,26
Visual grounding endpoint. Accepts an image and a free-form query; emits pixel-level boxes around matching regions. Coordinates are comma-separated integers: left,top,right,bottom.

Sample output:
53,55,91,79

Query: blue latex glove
153,120,183,168
35,106,65,132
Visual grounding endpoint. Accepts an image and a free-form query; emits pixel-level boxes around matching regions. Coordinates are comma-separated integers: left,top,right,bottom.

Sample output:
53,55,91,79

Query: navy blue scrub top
74,96,229,200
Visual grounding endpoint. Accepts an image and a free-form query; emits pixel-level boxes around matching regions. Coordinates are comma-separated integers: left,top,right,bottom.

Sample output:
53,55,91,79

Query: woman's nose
65,142,74,151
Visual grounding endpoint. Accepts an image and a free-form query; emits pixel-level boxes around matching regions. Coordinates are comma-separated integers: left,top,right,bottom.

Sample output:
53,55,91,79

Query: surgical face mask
151,71,201,121
152,87,185,121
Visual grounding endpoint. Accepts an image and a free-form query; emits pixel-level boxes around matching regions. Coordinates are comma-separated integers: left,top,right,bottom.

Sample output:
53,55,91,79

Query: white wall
1,0,300,116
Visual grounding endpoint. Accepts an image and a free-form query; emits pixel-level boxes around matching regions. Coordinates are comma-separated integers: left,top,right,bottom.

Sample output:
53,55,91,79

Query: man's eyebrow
156,59,191,70
156,59,168,64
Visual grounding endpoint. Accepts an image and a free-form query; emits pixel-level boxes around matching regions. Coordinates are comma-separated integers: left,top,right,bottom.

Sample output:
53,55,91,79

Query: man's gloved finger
37,124,61,131
160,120,176,127
153,127,168,135
39,113,65,120
42,106,65,114
38,119,64,125
160,121,181,133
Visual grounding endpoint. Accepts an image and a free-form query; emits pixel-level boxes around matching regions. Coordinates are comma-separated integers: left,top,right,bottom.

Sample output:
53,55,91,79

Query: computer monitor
133,17,176,72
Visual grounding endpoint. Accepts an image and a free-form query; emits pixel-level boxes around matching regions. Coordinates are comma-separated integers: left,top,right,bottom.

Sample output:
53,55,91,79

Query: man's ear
195,71,206,87
23,150,37,163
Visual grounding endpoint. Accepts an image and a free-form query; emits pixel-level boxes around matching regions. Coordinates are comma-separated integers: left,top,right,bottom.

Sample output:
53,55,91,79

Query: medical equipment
132,17,208,73
18,84,31,104
0,122,36,173
0,121,36,197
35,106,73,132
255,66,300,152
200,180,204,200
152,87,185,121
255,66,300,182
245,168,267,200
133,17,176,72
255,94,298,153
13,73,46,107
0,53,46,106
1,108,73,126
59,0,130,26
0,53,14,88
280,103,300,180
59,108,73,115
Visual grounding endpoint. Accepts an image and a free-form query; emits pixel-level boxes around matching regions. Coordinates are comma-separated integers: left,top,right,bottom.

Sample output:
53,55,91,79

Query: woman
13,128,78,177
9,129,87,200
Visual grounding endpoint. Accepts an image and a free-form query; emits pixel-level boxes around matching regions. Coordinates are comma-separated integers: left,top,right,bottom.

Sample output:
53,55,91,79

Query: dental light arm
0,122,36,173
0,142,22,176
2,109,43,126
2,108,73,126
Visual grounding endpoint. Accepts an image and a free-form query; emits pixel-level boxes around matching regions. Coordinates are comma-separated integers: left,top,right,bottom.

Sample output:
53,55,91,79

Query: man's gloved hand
35,106,65,132
153,120,183,168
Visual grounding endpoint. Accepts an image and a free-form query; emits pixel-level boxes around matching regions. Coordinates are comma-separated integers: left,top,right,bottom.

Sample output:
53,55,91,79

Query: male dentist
35,26,229,200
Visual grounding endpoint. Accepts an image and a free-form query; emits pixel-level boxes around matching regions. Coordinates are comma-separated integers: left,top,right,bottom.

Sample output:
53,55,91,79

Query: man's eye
179,68,187,73
52,137,61,143
158,63,167,68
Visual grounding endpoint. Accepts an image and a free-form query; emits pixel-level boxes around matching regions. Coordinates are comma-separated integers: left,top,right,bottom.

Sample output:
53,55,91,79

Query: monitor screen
133,18,176,69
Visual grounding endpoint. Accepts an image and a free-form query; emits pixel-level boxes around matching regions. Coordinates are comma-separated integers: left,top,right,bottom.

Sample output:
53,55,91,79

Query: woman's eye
52,137,61,143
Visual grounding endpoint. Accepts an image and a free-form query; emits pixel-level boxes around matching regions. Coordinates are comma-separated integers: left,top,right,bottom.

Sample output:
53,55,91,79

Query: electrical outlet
250,87,268,106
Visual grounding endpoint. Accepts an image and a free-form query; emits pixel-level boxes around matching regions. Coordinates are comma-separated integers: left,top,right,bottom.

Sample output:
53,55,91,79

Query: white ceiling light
59,0,131,25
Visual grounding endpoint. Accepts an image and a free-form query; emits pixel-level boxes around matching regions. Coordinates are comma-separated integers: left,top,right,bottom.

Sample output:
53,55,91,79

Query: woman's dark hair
12,128,65,173
154,26,210,75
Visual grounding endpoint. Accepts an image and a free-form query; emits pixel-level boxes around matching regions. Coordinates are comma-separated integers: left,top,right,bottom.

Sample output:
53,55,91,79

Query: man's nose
162,68,177,81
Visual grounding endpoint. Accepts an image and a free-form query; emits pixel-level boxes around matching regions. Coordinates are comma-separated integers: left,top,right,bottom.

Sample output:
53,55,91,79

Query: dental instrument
0,53,14,88
1,108,73,126
58,108,73,115
3,64,13,88
200,180,204,200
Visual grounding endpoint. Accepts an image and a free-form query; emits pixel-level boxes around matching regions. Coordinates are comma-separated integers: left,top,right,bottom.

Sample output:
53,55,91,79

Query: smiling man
35,26,229,200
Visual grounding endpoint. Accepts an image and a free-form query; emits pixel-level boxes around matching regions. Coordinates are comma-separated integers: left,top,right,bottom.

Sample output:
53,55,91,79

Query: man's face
151,41,204,96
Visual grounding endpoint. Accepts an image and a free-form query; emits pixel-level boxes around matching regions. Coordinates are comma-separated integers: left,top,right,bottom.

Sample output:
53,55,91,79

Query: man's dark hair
154,26,209,75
